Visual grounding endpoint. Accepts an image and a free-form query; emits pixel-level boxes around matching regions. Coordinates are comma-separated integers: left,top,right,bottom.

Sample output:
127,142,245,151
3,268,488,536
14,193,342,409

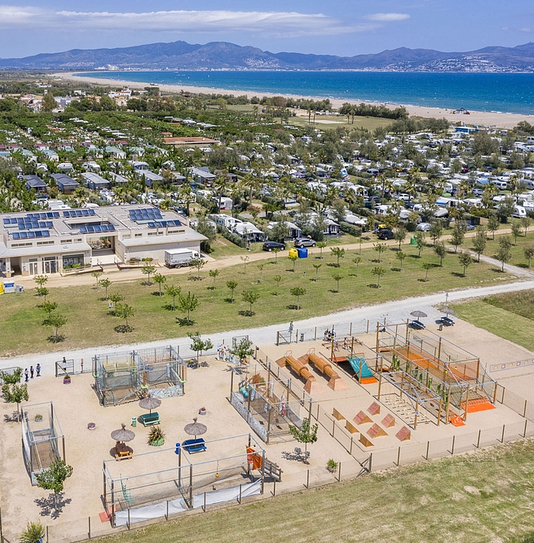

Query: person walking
36,363,41,377
288,321,294,340
24,368,29,382
30,366,34,379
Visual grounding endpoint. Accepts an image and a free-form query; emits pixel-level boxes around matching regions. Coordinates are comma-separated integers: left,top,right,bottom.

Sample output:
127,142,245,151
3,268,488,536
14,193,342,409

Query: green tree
330,247,345,267
472,227,487,262
115,303,135,331
40,300,58,316
165,284,181,310
142,264,156,285
208,269,220,286
34,274,48,287
373,243,387,263
288,253,298,272
226,280,238,303
41,91,57,112
36,286,49,301
230,337,254,364
91,270,103,287
332,272,343,292
188,332,213,364
415,232,426,257
429,221,443,245
497,238,512,271
317,241,327,259
511,220,522,245
273,275,282,294
458,251,472,276
288,418,318,462
371,266,386,288
178,291,199,325
524,246,534,268
43,313,67,342
257,263,265,283
241,255,250,274
487,213,500,240
35,459,73,502
290,287,307,310
272,247,281,264
434,241,446,266
449,224,465,253
242,290,260,315
312,263,322,281
394,226,407,250
100,278,112,299
108,292,124,311
189,257,205,280
521,216,531,235
396,251,406,270
153,272,167,296
1,368,27,418
422,262,433,282
19,521,45,543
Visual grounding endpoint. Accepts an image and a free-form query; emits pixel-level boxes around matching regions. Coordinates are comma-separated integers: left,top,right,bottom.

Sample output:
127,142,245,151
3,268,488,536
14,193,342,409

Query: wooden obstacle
381,414,396,428
461,398,496,413
395,426,411,442
332,408,345,421
307,352,349,391
275,355,324,395
345,420,359,434
367,424,388,439
359,434,374,448
353,411,372,425
367,401,381,416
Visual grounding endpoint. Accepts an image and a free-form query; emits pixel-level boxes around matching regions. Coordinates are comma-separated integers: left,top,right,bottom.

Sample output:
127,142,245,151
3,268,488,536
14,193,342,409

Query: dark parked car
294,238,316,248
377,229,394,240
263,241,286,251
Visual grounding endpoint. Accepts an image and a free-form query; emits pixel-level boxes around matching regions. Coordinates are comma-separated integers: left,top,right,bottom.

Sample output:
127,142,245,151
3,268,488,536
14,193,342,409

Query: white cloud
519,27,532,33
0,6,372,37
365,13,410,22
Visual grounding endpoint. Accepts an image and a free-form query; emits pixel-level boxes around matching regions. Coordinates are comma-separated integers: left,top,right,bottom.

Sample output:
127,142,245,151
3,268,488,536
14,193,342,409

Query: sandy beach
58,72,534,130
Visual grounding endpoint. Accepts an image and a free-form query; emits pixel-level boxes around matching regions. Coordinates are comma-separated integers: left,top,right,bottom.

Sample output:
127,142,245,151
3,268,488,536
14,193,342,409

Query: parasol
139,396,161,414
111,423,135,443
410,310,427,319
184,417,207,439
440,307,457,317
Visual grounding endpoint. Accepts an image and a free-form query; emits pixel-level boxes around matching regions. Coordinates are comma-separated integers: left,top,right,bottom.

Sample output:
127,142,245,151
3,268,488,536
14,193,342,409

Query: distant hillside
1,40,534,72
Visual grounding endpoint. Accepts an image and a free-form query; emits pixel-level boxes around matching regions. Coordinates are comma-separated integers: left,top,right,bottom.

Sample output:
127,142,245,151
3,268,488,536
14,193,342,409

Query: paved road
3,275,534,373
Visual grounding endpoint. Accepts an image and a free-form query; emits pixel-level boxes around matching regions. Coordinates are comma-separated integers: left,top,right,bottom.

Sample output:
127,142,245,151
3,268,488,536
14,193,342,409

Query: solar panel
82,209,89,216
89,209,95,216
87,226,95,233
80,227,87,234
35,231,43,238
53,212,60,218
12,232,19,240
108,224,115,231
42,230,50,237
63,211,70,217
28,232,35,238
76,210,83,217
3,219,9,225
20,232,27,239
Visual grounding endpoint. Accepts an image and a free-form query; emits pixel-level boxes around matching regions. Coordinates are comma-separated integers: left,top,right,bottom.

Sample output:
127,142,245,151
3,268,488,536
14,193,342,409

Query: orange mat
99,506,116,522
361,377,377,384
462,399,496,413
450,415,465,427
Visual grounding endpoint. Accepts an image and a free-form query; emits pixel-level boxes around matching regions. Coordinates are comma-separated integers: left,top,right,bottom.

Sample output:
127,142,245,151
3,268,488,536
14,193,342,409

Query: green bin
131,416,137,427
410,235,417,246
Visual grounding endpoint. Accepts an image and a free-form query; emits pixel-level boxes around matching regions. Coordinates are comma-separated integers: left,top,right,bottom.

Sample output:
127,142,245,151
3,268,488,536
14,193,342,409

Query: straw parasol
440,307,457,317
111,423,135,443
184,417,207,439
410,310,427,319
139,396,161,414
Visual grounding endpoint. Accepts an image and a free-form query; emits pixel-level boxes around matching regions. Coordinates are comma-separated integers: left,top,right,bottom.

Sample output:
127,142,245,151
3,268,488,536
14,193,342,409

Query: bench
139,412,160,426
182,438,207,453
114,443,133,461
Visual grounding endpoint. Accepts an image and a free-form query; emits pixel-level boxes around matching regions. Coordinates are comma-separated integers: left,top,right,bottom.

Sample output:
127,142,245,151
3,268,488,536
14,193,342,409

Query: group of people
24,364,41,382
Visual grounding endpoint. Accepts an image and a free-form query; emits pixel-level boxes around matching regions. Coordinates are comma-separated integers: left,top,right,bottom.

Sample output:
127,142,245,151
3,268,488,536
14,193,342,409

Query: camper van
512,205,527,219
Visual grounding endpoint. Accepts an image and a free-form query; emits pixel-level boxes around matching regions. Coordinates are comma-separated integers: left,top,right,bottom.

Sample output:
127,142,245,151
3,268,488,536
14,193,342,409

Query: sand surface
58,72,534,129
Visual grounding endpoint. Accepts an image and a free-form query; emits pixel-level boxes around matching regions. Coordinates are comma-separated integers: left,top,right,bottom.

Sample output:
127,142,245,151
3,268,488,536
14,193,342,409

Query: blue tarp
348,357,373,379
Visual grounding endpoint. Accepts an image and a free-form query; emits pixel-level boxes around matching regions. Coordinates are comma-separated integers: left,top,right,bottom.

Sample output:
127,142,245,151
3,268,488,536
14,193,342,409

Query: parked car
263,241,286,251
294,238,316,248
417,222,431,232
377,229,394,240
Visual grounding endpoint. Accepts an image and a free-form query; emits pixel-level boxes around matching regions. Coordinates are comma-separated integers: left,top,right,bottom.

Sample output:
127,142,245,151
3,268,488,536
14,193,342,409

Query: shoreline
57,72,534,129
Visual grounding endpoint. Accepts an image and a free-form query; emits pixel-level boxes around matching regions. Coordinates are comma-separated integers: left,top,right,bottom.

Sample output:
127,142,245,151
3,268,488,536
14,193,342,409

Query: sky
0,1,532,59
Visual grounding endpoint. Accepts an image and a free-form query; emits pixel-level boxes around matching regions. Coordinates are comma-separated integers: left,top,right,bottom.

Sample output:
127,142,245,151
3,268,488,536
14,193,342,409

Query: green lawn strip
474,231,534,268
0,244,512,356
97,440,534,543
454,298,534,352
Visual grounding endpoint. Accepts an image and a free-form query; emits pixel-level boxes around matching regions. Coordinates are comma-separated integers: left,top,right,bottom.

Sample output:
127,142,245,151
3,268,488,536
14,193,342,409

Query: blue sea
75,71,534,115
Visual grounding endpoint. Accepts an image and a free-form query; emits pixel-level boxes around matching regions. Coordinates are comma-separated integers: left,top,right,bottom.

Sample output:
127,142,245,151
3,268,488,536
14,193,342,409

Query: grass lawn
454,290,534,352
97,439,534,543
474,230,534,269
0,242,512,356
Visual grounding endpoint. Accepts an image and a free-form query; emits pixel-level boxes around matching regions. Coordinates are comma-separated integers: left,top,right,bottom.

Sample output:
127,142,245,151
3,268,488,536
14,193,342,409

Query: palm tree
165,284,181,310
153,272,167,296
312,264,322,282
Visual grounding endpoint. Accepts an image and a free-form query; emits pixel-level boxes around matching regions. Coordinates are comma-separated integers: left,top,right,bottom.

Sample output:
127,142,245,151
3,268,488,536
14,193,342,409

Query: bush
220,227,246,248
339,222,362,237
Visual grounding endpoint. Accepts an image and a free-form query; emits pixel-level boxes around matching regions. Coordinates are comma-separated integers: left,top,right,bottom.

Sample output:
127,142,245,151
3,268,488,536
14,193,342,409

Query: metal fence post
425,441,430,460
166,500,169,520
476,429,481,448
306,469,310,489
272,480,276,497
523,400,528,418
332,418,335,437
203,492,207,512
501,424,506,443
88,516,91,539
524,419,528,438
451,435,456,455
127,508,130,530
239,484,242,504
397,446,401,466
337,462,342,482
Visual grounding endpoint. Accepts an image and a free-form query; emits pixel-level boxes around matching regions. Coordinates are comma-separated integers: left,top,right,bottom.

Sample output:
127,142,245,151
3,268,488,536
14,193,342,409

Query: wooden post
493,383,498,404
306,469,310,489
337,462,342,482
239,484,242,504
189,465,193,508
88,516,91,539
272,480,276,497
524,419,528,438
437,398,442,426
476,429,481,448
437,337,442,360
377,371,383,400
349,322,353,337
463,387,469,422
350,436,353,455
426,441,430,460
103,461,107,511
414,400,419,430
127,508,130,530
523,400,528,418
166,500,169,520
332,418,335,437
451,435,455,455
110,480,115,528
397,447,401,466
230,368,234,399
501,424,506,443
266,405,272,444
369,453,373,472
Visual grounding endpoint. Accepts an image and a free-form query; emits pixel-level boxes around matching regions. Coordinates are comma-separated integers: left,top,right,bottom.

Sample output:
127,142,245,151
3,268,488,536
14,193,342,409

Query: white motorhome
165,248,200,268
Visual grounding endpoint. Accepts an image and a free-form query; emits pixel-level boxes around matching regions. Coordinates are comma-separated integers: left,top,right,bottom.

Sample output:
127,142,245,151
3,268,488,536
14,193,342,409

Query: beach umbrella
410,310,427,319
111,423,135,443
440,307,457,317
184,417,207,439
139,396,161,414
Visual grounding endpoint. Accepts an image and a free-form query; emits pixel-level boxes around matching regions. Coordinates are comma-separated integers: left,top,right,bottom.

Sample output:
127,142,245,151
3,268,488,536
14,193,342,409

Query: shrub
339,222,362,237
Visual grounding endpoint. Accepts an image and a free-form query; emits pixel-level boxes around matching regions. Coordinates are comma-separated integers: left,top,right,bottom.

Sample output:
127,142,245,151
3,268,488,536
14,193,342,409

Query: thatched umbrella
184,417,207,440
111,423,135,444
139,396,161,414
410,310,427,319
440,307,457,317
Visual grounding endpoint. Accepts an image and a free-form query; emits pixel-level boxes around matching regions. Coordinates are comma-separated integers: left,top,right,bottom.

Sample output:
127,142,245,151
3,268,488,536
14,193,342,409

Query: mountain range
1,40,534,72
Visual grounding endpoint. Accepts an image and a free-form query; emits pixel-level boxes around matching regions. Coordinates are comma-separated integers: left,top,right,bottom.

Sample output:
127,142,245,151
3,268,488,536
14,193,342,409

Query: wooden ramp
462,398,496,413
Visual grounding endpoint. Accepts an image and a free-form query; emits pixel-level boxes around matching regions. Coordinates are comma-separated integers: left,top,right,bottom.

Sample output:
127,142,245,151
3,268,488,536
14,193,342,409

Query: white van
512,205,527,218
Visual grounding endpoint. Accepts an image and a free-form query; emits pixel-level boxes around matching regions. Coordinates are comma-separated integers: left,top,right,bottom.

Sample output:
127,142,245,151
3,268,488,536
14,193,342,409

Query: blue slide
348,357,374,379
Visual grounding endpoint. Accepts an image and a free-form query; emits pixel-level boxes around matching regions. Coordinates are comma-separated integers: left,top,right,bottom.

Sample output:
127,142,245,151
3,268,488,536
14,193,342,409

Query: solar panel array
147,220,181,228
63,209,96,218
129,208,162,222
12,230,50,240
79,224,116,234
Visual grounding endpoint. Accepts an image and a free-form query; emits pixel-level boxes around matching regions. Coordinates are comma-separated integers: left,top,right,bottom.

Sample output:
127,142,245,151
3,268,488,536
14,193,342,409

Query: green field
0,242,512,356
469,230,534,269
454,290,534,352
97,439,534,543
